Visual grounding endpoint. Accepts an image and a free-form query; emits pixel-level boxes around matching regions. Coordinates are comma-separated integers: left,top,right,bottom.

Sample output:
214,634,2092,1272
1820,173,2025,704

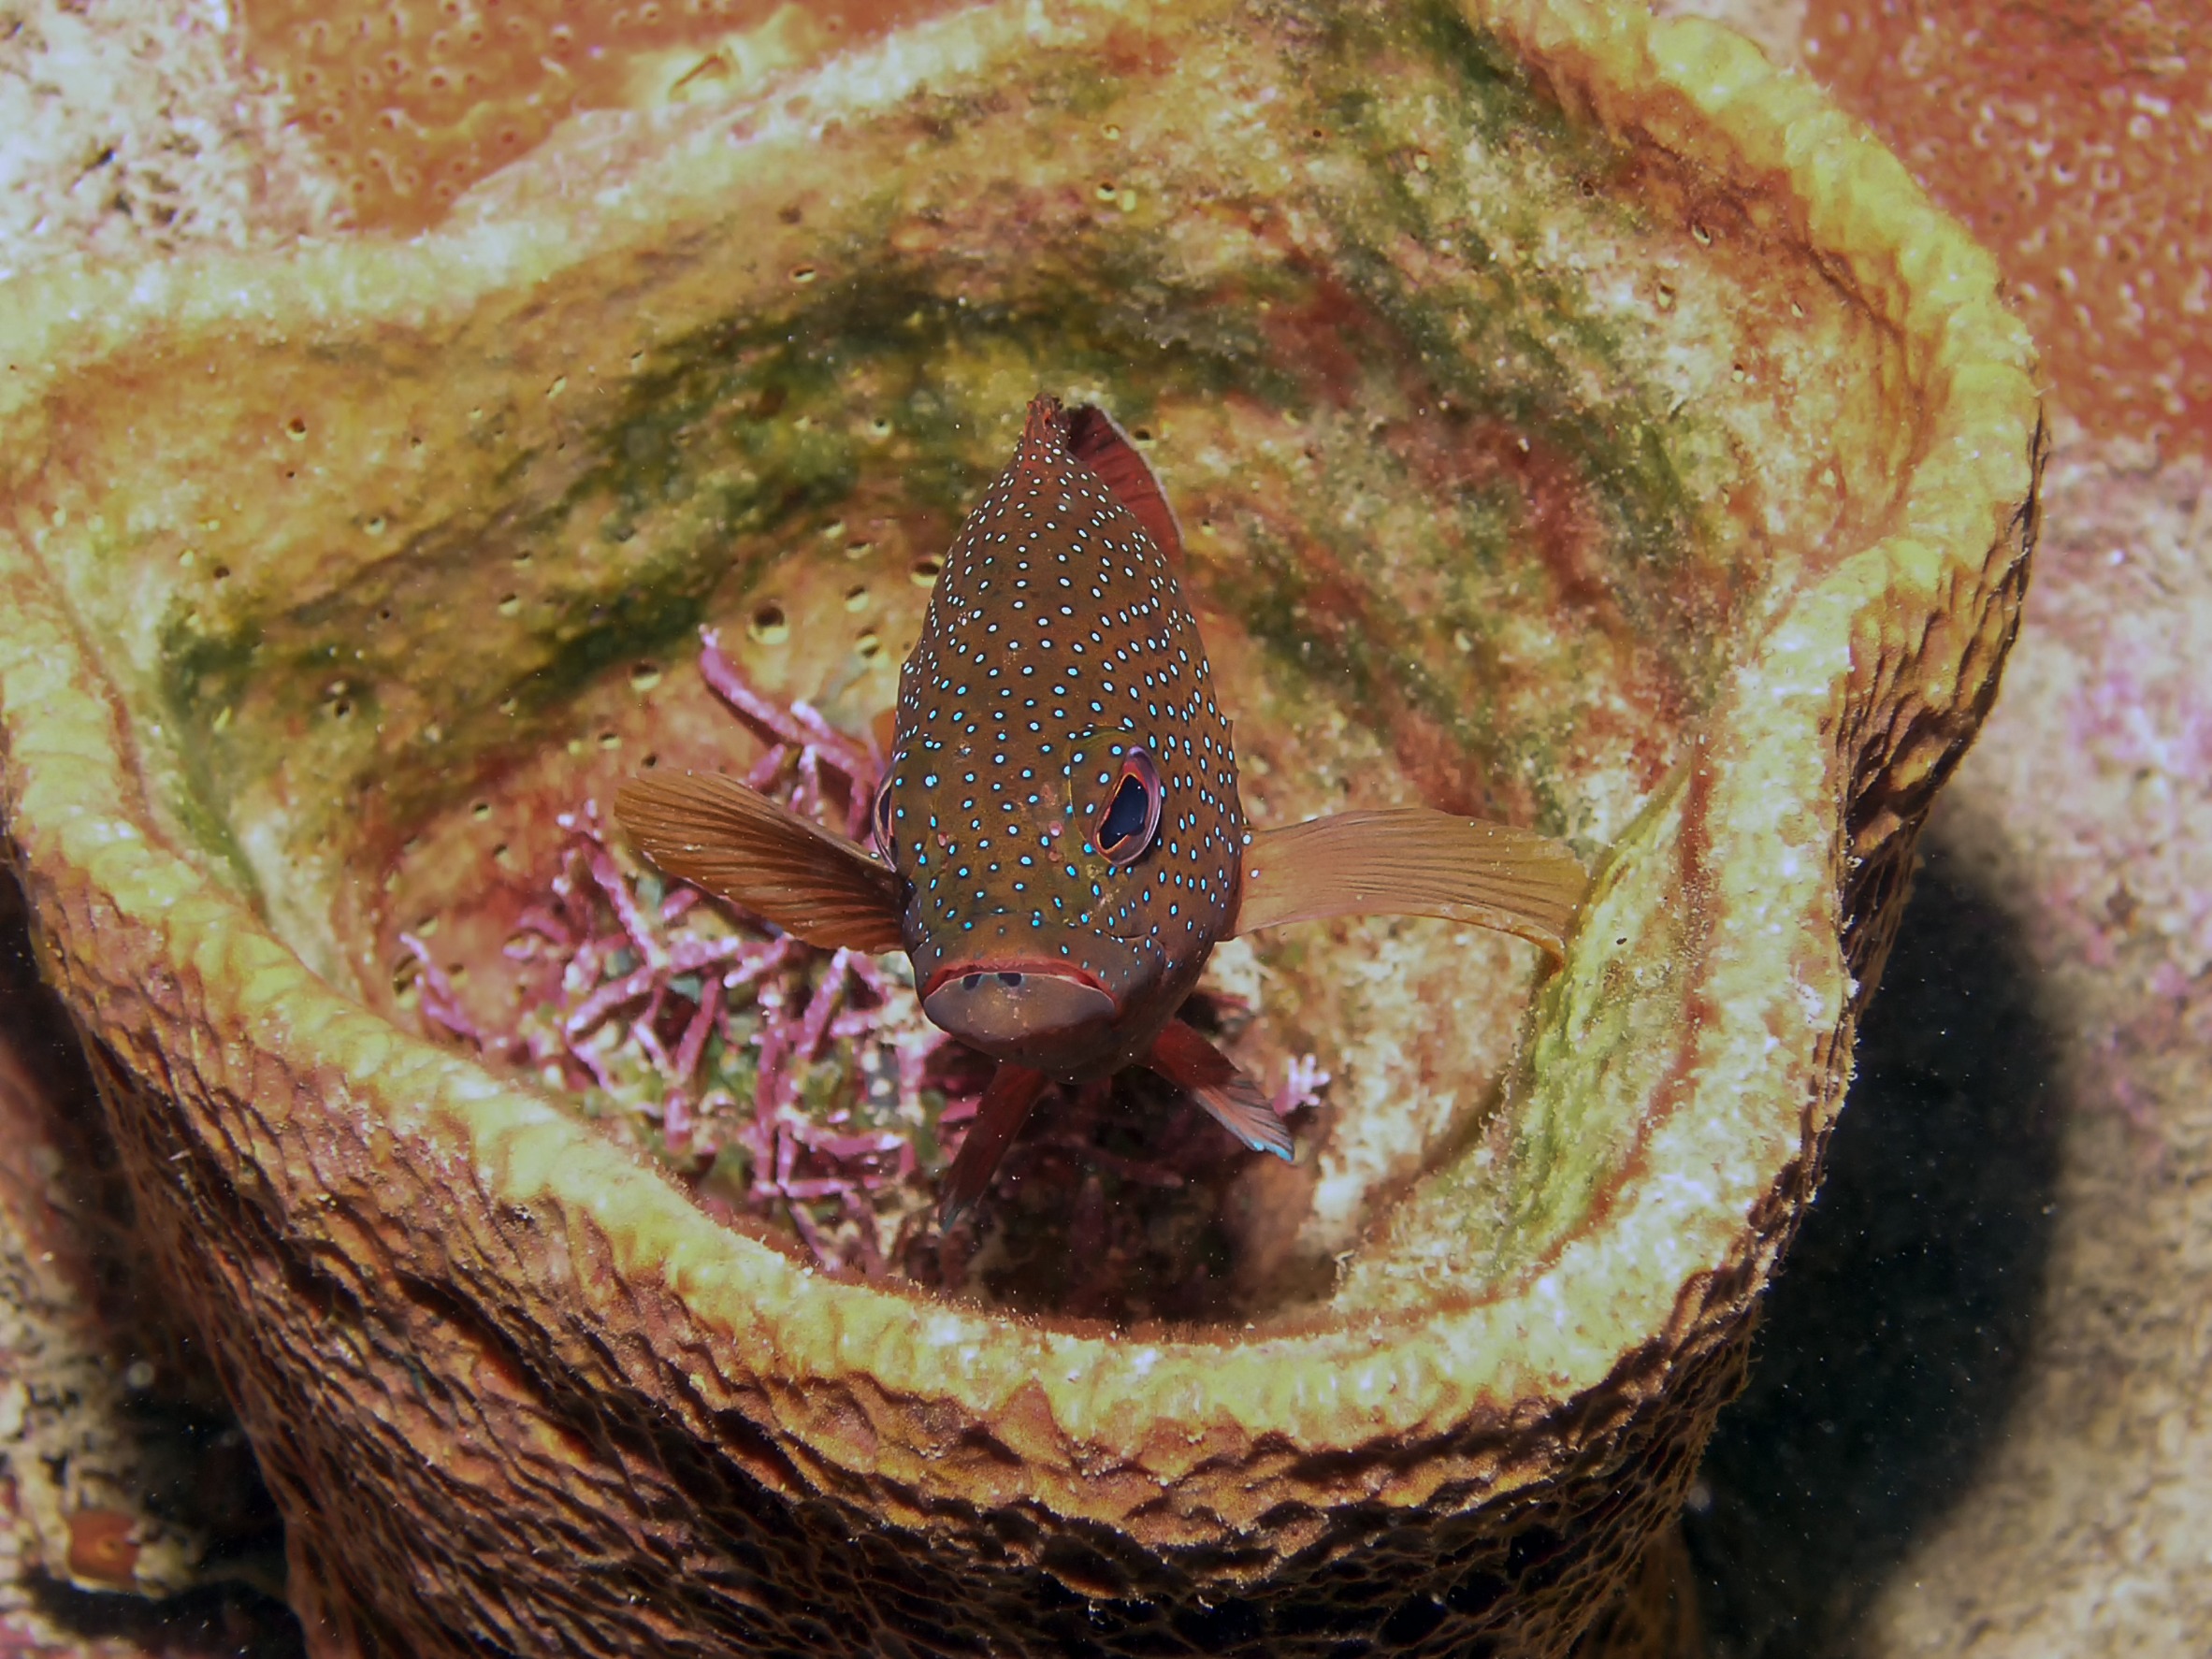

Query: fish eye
1095,747,1162,867
872,777,896,855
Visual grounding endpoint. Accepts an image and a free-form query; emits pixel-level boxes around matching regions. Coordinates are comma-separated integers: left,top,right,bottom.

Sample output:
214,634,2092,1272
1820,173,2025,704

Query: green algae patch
0,0,2040,1652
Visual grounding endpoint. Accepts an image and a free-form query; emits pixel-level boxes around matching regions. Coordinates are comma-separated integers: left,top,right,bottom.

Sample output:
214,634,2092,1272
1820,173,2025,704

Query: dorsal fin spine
1019,394,1068,456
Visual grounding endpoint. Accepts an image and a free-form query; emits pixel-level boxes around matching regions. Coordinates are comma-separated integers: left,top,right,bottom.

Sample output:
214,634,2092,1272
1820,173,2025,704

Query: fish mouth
919,959,1120,1058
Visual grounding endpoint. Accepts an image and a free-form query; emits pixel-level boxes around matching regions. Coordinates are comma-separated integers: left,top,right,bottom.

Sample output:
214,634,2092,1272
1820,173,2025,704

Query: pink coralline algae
401,628,1326,1301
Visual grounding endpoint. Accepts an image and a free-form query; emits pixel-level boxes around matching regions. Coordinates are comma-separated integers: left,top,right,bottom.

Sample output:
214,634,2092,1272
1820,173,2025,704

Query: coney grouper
617,396,1586,1224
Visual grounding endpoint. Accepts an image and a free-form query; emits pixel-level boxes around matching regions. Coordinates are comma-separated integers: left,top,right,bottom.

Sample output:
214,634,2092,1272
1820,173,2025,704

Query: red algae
1804,0,2211,446
398,633,953,1277
398,628,1326,1311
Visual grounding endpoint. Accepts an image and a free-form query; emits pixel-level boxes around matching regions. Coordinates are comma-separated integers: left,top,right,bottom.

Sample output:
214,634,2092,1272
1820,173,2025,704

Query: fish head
872,397,1245,1077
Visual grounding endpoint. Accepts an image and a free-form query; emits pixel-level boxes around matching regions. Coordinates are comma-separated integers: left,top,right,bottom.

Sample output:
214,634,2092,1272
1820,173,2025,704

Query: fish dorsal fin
1018,393,1069,455
614,772,905,953
1142,1018,1294,1160
1063,403,1186,571
1235,808,1587,960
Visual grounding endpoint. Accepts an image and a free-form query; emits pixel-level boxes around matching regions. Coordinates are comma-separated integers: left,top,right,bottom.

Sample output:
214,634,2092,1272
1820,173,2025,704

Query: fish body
880,399,1239,1081
617,396,1588,1222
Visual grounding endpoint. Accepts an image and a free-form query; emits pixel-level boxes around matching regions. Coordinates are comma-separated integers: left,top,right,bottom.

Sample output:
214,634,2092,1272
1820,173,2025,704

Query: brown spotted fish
617,396,1585,1224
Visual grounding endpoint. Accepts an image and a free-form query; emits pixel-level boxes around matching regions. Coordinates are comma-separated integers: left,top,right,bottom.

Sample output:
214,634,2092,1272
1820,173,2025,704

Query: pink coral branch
591,846,666,969
745,743,790,792
787,1121,907,1165
566,1033,619,1093
564,964,658,1039
749,1025,795,1198
788,697,874,785
671,976,722,1085
896,1025,970,1120
846,775,876,843
549,847,599,942
666,934,749,974
722,935,800,990
1274,1052,1331,1117
773,1114,804,1194
509,904,575,949
789,743,824,826
795,950,851,1061
396,933,494,1052
700,628,816,751
786,1200,843,1272
629,983,674,1075
778,1176,854,1200
663,1089,695,1158
555,801,607,845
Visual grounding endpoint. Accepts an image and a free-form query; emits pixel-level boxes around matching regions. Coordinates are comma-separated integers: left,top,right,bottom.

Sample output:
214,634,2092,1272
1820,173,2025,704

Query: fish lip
919,957,1125,1067
918,957,1117,1012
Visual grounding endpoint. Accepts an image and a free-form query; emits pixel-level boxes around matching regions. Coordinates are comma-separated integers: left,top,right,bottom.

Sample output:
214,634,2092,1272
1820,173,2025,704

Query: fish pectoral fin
614,772,905,953
1143,1019,1294,1161
1063,403,1187,572
1233,808,1587,960
939,1063,1051,1228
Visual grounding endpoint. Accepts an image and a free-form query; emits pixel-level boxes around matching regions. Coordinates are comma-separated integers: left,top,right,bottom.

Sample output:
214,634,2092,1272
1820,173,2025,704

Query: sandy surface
2,2,2206,1656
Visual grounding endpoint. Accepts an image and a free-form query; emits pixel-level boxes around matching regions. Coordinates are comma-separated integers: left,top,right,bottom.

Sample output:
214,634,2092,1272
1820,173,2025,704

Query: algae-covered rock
0,0,2039,1652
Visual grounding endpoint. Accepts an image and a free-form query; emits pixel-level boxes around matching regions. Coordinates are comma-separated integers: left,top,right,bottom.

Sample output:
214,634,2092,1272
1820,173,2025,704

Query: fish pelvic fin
938,1062,1051,1229
1234,808,1587,960
1063,403,1186,573
614,772,905,953
1143,1018,1294,1161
